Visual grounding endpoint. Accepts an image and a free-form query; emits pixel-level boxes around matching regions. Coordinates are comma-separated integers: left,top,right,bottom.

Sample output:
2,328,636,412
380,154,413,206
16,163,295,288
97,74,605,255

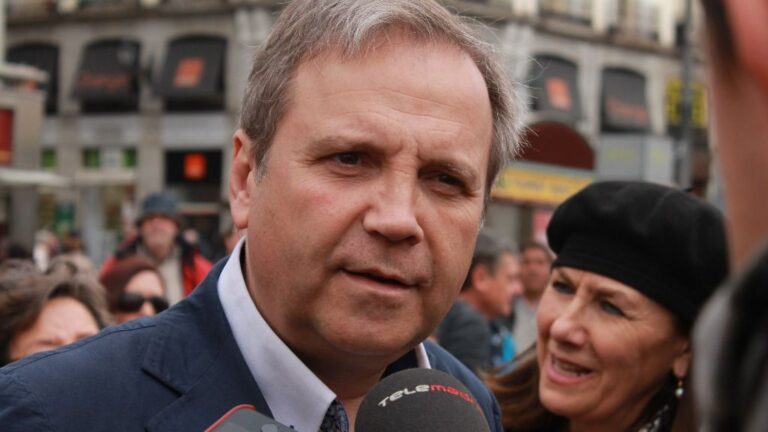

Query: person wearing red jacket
100,192,212,305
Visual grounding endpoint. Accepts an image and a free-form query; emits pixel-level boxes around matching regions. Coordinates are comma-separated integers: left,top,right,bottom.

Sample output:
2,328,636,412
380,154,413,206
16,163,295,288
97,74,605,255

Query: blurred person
436,231,518,373
32,229,60,271
0,259,39,283
494,244,523,365
100,256,168,323
100,192,212,305
54,230,94,275
0,272,111,367
0,1,525,430
487,181,728,432
221,222,243,256
691,1,768,431
512,241,554,353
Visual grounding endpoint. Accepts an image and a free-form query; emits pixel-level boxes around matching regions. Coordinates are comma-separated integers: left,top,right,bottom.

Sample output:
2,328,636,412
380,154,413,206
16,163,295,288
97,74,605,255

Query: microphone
206,404,294,432
355,368,490,432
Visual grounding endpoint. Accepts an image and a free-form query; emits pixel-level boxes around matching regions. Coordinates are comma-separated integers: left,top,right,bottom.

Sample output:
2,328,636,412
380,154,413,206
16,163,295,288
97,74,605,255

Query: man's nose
362,177,424,245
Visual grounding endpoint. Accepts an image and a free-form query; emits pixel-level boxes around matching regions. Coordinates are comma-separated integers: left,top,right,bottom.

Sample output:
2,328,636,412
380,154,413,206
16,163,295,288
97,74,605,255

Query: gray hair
239,0,525,192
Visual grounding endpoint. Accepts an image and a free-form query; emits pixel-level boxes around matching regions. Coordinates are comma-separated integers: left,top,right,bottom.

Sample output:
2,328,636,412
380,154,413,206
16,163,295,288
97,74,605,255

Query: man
0,1,523,430
692,1,768,430
436,232,518,373
510,240,553,352
100,192,212,304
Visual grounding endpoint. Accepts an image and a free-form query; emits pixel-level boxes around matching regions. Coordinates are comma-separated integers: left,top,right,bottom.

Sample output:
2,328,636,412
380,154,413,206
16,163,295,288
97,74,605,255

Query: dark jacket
0,259,503,431
437,300,493,373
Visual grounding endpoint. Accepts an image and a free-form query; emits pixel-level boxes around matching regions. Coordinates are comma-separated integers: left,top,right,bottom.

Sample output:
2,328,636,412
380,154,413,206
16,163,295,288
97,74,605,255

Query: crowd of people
0,0,765,430
0,192,214,367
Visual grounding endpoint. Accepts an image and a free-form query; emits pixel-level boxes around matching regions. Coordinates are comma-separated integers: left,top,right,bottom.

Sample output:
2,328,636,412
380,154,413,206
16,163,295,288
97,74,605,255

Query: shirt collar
218,238,430,431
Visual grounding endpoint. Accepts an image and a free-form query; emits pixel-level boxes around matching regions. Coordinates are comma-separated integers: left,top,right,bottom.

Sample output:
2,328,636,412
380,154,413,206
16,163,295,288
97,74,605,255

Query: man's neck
304,355,389,429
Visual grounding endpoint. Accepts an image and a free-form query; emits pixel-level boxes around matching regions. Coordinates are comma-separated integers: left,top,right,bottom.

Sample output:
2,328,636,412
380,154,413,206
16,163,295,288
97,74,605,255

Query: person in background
100,192,212,305
691,2,768,431
492,243,523,365
221,222,244,257
437,231,518,373
32,229,60,272
100,256,168,324
0,259,39,282
512,241,554,353
53,230,94,275
487,181,728,432
0,270,111,367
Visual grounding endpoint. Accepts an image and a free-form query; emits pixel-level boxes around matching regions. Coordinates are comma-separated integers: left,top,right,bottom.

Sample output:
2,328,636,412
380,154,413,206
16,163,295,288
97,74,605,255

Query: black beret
547,181,728,330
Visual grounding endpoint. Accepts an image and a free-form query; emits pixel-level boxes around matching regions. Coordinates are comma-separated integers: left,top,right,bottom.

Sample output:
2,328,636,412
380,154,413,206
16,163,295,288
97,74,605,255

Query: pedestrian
99,256,168,324
436,231,519,373
100,192,212,305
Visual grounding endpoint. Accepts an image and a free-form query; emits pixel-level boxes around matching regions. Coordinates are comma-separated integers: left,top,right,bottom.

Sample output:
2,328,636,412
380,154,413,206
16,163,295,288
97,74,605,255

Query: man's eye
334,152,361,165
600,301,625,317
437,174,464,188
551,281,574,295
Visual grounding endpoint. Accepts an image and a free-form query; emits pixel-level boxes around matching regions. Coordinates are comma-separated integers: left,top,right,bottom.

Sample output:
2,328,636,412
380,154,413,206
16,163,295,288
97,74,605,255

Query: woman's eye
333,152,361,165
551,281,573,294
600,301,625,317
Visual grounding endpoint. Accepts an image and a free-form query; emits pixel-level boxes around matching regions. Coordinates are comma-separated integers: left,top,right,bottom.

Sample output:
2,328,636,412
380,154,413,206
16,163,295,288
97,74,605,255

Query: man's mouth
342,269,413,288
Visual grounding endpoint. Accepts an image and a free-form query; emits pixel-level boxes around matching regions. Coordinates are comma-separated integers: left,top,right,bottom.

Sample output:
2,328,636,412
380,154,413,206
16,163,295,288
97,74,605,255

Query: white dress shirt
218,238,430,431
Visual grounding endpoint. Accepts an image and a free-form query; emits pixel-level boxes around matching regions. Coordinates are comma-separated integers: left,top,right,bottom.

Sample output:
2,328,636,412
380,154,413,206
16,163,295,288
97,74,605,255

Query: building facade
3,0,708,260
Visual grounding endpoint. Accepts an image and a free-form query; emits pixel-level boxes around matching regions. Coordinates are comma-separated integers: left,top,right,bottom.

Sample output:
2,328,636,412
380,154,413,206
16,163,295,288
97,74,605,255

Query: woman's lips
545,354,595,385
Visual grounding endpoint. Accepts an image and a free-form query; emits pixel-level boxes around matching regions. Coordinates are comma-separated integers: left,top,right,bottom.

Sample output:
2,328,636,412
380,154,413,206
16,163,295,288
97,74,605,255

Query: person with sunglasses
99,256,168,324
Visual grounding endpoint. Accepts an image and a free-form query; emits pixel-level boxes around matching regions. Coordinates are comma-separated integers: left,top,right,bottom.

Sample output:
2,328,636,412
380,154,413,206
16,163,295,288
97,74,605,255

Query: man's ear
229,129,254,230
726,0,768,97
470,264,491,292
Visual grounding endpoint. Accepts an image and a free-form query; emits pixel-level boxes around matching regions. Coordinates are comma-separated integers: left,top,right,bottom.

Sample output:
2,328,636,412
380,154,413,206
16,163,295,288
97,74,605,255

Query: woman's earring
675,379,685,399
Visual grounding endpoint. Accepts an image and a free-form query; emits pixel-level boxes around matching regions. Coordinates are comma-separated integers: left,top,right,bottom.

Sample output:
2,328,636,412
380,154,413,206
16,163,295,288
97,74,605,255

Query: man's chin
326,329,425,360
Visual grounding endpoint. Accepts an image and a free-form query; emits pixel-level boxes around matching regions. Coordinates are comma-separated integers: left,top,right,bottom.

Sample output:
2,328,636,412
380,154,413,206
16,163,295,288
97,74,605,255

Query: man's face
520,247,552,301
230,35,493,367
139,215,178,255
492,252,522,316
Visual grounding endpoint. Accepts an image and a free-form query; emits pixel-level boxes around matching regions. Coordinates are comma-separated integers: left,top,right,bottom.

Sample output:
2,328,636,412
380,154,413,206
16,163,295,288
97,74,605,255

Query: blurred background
0,0,711,267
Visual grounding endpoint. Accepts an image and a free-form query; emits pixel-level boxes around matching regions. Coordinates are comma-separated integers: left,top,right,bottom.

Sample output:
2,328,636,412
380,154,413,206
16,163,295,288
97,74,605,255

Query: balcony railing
540,0,593,25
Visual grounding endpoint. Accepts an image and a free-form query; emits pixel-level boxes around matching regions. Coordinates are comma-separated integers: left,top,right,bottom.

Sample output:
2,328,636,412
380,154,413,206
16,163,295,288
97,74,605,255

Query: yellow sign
492,166,592,206
666,79,708,128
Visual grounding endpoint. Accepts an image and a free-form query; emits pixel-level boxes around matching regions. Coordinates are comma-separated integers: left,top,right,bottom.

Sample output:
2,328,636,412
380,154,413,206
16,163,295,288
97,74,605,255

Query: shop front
485,54,593,244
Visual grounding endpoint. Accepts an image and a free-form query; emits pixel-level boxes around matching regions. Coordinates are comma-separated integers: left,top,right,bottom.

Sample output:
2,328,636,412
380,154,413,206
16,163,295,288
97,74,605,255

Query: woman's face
115,270,165,323
9,297,99,362
536,267,690,430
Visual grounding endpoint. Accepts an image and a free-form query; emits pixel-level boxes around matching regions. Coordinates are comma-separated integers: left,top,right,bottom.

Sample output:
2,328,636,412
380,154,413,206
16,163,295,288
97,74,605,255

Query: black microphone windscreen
355,368,490,432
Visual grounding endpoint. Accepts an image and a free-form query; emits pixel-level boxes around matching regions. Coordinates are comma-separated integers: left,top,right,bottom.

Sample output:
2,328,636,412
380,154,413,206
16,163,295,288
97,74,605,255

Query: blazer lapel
141,262,272,431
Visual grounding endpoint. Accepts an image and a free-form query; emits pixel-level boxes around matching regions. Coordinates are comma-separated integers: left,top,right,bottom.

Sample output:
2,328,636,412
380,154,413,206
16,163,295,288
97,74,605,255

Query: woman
99,256,168,323
487,181,728,432
0,271,111,366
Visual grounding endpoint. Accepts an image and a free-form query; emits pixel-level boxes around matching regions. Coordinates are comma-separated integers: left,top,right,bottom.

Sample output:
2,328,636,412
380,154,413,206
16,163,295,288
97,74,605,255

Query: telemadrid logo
377,383,482,412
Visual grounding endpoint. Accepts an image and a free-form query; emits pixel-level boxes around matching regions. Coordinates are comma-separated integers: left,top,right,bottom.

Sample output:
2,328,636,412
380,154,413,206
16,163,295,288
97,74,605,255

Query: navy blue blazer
0,260,503,431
